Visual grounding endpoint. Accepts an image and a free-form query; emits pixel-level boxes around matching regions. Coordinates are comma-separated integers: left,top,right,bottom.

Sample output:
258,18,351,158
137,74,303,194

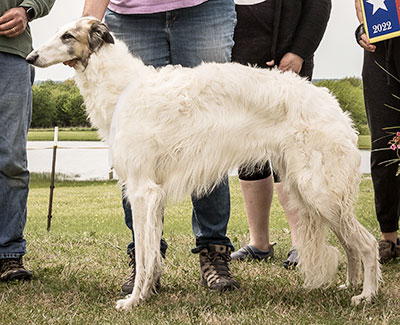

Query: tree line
32,80,89,128
32,78,368,135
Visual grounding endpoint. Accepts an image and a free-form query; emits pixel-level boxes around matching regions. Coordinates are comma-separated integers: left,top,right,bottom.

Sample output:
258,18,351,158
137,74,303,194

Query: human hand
355,24,376,52
0,7,28,38
359,33,376,52
267,53,304,74
354,1,376,52
278,52,304,74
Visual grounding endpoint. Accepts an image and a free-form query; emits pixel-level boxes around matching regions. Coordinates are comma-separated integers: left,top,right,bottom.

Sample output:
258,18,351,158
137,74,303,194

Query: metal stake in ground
47,127,58,231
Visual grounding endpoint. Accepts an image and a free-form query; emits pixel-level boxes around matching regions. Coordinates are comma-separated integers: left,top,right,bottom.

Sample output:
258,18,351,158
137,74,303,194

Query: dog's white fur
27,17,381,310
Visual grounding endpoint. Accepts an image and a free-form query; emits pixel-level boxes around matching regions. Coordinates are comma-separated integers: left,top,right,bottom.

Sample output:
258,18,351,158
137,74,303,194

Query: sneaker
282,247,298,269
378,238,400,264
120,248,162,296
198,244,240,291
0,257,32,282
231,243,275,261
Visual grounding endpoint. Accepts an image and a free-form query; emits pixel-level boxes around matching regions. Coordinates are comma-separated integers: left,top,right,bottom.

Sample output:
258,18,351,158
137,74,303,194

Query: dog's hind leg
295,207,340,290
296,191,380,304
312,191,380,305
331,218,381,305
116,182,165,311
330,226,362,289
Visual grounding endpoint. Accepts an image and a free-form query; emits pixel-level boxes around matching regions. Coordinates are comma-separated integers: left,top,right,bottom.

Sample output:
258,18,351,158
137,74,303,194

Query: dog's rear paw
115,295,139,311
351,294,372,306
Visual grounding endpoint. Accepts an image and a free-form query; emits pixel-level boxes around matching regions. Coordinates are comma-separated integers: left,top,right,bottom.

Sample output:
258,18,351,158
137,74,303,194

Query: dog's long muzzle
26,52,39,65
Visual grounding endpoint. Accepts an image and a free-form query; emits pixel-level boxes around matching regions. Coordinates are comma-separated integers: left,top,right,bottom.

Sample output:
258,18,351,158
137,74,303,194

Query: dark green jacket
0,0,55,58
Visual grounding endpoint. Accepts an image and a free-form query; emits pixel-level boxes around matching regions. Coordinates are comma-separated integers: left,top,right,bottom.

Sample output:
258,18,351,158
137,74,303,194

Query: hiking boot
198,244,240,291
282,247,298,269
120,248,161,296
231,243,275,261
379,239,400,264
0,257,32,282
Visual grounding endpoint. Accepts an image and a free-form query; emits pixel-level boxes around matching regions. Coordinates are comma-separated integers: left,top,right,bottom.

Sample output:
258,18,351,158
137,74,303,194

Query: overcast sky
30,0,362,81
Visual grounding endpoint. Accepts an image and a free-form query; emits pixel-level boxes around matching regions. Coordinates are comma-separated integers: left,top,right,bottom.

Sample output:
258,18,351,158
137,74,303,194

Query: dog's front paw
115,295,139,311
350,294,372,306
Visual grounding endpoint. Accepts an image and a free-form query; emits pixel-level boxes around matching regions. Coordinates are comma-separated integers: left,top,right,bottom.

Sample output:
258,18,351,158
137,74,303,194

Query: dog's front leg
116,184,165,311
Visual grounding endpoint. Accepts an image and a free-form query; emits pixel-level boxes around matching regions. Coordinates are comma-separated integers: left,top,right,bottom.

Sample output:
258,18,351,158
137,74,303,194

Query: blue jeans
105,0,236,254
0,52,34,259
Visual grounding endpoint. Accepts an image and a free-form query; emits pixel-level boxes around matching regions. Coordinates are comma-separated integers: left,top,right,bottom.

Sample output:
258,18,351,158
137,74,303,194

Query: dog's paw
115,295,139,311
350,294,372,306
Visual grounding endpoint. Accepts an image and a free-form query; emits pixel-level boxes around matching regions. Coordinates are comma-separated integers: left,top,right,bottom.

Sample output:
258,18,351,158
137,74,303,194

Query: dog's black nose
26,53,38,64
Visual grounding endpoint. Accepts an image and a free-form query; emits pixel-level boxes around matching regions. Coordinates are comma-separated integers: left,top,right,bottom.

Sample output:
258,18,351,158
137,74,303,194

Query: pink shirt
108,0,208,14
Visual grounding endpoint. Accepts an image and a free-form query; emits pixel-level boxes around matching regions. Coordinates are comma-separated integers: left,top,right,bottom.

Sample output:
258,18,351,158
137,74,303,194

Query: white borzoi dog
27,17,381,310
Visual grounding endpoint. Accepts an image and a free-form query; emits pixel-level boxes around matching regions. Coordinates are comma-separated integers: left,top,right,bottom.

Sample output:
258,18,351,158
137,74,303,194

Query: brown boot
198,244,240,291
378,239,400,263
0,257,32,282
120,248,161,296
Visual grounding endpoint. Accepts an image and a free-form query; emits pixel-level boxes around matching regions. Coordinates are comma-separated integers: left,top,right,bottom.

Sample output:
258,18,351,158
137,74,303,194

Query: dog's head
26,17,114,70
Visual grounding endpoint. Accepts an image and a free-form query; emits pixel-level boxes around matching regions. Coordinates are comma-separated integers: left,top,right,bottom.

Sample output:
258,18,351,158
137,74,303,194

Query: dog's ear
88,21,114,52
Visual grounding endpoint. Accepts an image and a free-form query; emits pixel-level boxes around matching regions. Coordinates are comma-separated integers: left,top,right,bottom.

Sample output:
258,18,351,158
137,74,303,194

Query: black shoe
231,243,275,261
0,257,32,282
120,248,162,296
198,244,240,291
282,247,298,269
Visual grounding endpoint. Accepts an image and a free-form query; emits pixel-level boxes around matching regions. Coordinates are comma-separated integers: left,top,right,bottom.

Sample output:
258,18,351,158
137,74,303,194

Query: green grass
1,174,399,324
28,129,373,151
358,135,371,150
28,128,100,141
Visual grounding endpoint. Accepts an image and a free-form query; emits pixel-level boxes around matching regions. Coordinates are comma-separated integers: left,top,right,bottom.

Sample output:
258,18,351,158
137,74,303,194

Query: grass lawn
1,174,399,324
28,128,100,141
28,128,373,150
358,135,371,150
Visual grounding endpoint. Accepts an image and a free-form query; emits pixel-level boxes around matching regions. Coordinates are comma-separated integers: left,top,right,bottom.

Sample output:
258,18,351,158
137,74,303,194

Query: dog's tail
296,210,340,289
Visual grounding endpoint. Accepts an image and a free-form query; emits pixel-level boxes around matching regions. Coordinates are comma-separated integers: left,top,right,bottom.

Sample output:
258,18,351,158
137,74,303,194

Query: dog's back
111,62,359,202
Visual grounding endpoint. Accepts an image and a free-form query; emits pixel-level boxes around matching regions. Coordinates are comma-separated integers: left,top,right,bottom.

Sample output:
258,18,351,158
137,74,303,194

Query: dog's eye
61,33,74,41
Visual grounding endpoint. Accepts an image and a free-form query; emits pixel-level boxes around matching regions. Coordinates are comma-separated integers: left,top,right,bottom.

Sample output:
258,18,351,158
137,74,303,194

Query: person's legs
240,177,273,251
231,165,275,261
230,3,285,262
166,0,239,290
167,0,236,251
0,52,33,281
362,39,400,262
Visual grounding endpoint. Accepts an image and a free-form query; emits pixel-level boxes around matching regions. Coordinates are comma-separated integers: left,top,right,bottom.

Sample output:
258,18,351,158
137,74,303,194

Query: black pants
232,2,313,181
362,38,400,233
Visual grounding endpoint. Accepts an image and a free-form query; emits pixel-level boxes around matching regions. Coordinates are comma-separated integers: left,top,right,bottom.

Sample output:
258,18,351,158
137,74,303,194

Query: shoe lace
207,251,232,278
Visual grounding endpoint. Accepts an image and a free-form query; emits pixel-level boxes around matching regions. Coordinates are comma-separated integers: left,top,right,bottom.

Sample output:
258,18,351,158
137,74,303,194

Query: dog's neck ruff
73,40,148,142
